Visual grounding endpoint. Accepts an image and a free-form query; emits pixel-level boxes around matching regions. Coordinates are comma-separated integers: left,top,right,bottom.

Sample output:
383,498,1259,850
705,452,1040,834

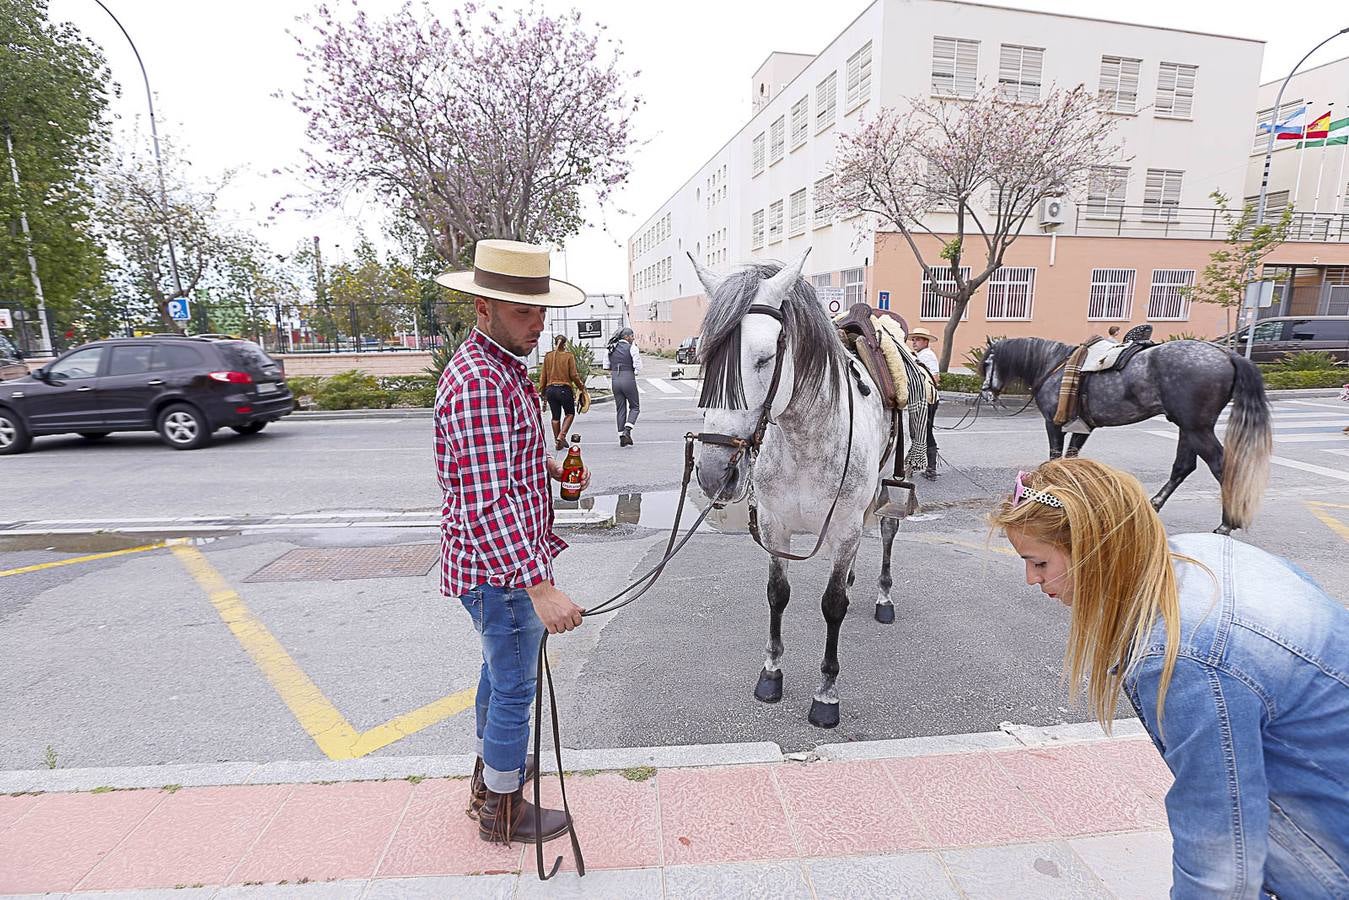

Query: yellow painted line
168,540,473,759
1305,502,1349,544
0,542,167,578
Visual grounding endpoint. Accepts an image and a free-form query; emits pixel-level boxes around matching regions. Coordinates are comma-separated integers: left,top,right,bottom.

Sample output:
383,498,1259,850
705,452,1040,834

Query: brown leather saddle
835,303,903,410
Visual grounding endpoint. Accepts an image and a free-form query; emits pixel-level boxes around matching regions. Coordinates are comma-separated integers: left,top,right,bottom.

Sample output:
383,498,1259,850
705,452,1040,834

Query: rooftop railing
1072,204,1349,242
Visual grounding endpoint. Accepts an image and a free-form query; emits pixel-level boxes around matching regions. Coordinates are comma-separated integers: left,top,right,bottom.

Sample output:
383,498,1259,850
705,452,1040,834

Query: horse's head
690,250,811,506
979,336,1002,401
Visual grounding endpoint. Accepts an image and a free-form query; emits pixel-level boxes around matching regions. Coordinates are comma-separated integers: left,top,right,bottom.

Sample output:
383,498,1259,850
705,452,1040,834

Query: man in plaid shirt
435,240,589,846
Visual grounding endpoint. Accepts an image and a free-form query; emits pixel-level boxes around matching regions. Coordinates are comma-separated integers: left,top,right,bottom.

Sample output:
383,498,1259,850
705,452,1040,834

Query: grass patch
405,774,425,784
44,745,57,770
619,766,657,782
162,784,182,793
90,786,114,794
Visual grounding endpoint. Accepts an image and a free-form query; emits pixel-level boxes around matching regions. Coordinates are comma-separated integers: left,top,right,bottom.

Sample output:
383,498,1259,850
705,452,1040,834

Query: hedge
1259,369,1348,390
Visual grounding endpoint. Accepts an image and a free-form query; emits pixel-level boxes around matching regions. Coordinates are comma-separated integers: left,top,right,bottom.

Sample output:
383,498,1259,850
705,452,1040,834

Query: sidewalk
0,723,1174,898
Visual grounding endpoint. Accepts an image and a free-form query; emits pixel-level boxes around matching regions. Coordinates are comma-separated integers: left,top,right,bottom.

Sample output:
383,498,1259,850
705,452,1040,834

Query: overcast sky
47,0,1349,293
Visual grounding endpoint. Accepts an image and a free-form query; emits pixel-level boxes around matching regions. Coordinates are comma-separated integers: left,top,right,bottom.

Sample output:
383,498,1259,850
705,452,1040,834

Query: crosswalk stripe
1321,448,1349,458
1145,430,1349,482
646,377,681,394
1274,433,1349,443
1287,400,1347,411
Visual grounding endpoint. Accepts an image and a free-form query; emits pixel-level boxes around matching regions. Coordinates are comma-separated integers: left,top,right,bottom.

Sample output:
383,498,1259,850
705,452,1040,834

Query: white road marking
1274,433,1349,443
1321,448,1349,458
1145,430,1349,482
645,378,681,394
1287,400,1349,411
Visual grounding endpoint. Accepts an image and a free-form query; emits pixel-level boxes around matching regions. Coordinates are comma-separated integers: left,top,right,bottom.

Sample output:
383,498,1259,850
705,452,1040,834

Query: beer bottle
559,434,585,502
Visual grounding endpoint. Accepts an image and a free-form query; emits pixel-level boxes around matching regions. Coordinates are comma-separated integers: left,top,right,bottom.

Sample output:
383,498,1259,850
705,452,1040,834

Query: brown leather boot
478,786,570,845
466,755,538,820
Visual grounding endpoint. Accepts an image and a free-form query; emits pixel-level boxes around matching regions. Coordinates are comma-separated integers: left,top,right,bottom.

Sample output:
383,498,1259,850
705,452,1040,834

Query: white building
628,0,1268,352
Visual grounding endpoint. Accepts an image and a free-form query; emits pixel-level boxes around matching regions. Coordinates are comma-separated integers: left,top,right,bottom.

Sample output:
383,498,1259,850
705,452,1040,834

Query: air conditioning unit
1039,196,1066,227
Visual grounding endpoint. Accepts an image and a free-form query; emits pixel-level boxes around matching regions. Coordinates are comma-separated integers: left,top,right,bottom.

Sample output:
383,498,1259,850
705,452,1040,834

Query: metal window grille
1155,62,1197,119
812,273,833,289
789,189,808,236
814,175,834,226
998,44,1043,103
790,96,809,148
846,42,872,111
1088,268,1136,320
932,37,978,99
920,267,971,320
816,72,837,132
1098,56,1141,114
1086,165,1129,219
1143,169,1184,221
843,267,866,306
751,209,765,249
752,133,765,176
768,200,784,242
985,267,1036,320
1147,269,1194,320
769,117,785,164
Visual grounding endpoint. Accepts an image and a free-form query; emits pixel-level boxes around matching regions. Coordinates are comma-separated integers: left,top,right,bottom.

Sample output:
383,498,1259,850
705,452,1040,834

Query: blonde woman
991,459,1348,899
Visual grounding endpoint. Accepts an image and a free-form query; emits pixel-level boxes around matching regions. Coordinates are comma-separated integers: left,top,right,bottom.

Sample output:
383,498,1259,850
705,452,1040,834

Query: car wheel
157,403,212,450
0,410,32,455
79,432,111,440
230,422,266,435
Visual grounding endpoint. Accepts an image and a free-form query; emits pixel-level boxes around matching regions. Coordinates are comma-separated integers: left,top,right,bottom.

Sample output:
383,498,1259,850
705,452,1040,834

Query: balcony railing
1073,204,1349,242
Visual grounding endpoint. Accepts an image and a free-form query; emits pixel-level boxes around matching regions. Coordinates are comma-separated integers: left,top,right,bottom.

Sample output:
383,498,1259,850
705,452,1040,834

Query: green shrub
1261,369,1348,390
1164,331,1207,342
285,375,322,402
939,372,1029,395
422,324,472,378
1271,350,1339,371
314,370,392,410
962,336,1006,373
379,375,437,393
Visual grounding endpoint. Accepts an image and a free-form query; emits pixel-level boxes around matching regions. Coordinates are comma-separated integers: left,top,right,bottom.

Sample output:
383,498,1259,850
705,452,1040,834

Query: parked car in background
675,335,701,364
1218,316,1349,363
0,335,293,455
0,332,28,382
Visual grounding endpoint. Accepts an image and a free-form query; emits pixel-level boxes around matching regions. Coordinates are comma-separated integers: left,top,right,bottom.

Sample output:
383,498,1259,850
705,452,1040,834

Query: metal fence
1074,204,1349,242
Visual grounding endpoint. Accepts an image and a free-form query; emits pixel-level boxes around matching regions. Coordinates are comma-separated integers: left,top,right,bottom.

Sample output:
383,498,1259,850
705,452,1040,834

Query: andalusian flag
1300,114,1349,147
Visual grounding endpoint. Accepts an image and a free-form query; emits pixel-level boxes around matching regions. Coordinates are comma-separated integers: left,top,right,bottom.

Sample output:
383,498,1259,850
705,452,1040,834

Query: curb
0,721,1147,795
290,394,617,421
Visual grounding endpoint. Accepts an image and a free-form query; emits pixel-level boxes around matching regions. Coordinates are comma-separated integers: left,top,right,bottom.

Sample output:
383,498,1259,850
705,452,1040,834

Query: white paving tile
941,841,1112,899
664,862,812,900
809,852,960,899
1070,829,1173,900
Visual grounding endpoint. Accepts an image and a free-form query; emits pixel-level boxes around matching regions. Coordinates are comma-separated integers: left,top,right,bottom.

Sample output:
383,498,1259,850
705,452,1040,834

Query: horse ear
687,252,721,298
985,335,993,346
760,247,811,305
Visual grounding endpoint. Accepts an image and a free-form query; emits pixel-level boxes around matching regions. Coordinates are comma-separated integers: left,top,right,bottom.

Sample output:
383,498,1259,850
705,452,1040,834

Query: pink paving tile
658,764,796,866
774,759,930,857
884,752,1058,848
1094,737,1175,803
77,784,293,891
0,794,40,831
531,771,663,873
993,742,1169,836
377,778,523,877
228,779,413,884
0,789,164,894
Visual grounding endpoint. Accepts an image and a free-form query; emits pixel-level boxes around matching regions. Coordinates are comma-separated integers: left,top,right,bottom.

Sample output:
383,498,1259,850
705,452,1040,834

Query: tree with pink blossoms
288,1,640,270
830,85,1126,371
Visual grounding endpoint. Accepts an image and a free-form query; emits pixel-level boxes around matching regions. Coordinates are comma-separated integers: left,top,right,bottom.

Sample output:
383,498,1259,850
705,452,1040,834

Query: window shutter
846,42,872,110
791,96,809,147
816,72,837,132
769,117,785,164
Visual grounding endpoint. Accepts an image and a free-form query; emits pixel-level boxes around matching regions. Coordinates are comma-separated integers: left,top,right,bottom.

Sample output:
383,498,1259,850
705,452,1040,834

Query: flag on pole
1304,110,1333,140
1300,116,1349,147
1260,105,1309,140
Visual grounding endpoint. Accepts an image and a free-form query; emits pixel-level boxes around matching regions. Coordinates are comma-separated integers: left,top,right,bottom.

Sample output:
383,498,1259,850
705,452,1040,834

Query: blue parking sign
168,299,191,321
877,290,890,310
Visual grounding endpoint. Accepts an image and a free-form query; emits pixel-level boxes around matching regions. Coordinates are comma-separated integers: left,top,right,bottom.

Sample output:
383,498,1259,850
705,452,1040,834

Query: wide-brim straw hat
435,239,585,308
908,326,939,342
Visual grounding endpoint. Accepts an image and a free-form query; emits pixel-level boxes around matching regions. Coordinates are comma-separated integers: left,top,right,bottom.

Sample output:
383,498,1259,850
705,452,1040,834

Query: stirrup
1062,418,1092,435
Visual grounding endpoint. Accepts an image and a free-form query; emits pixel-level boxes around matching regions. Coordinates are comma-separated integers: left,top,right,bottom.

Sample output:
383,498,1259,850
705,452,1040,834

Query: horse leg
754,555,789,703
1065,432,1090,459
1151,435,1198,512
875,515,899,624
1045,421,1067,460
1189,430,1232,534
809,541,857,729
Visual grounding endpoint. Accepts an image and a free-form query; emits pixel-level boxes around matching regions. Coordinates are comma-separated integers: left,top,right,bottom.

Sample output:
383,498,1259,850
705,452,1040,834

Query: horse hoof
808,700,840,729
754,669,783,704
1214,524,1233,536
874,603,895,625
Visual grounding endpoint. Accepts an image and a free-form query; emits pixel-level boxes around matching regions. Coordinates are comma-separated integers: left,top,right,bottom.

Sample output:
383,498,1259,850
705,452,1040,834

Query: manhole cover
246,545,438,582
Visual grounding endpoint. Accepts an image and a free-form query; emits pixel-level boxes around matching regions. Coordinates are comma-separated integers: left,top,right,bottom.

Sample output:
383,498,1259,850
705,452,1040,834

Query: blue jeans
459,584,545,794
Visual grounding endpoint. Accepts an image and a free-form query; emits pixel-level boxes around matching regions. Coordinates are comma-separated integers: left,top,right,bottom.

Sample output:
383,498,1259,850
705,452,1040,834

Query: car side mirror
33,367,48,381
12,348,24,360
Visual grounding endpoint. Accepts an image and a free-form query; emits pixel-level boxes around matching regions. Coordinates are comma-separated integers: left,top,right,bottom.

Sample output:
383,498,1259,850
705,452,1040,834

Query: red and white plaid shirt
435,329,566,598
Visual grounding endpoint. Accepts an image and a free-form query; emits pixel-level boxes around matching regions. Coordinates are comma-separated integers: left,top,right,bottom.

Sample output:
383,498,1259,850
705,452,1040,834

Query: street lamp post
1247,26,1349,358
91,1,187,308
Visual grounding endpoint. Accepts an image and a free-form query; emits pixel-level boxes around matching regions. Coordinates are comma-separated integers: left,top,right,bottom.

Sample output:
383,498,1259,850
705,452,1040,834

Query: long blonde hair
990,459,1181,731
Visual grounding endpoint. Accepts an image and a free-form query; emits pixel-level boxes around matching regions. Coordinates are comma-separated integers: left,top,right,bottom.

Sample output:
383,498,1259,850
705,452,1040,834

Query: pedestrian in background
992,458,1348,899
538,334,585,450
907,326,941,480
608,326,642,446
434,240,590,847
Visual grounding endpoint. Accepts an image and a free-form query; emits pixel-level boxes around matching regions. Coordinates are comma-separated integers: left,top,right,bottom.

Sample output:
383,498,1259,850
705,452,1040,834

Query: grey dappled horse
979,337,1272,533
690,252,903,729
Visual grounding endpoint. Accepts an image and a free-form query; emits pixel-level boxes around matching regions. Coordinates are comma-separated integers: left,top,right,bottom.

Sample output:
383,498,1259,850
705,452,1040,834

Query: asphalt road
1,367,1345,770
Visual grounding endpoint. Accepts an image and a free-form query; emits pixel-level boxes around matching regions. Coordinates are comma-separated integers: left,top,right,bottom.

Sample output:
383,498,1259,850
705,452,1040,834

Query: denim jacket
1122,533,1349,899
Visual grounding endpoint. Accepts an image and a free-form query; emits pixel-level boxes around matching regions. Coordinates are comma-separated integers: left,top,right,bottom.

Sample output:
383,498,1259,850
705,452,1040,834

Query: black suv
1218,316,1349,363
0,332,27,382
0,335,293,455
674,335,700,365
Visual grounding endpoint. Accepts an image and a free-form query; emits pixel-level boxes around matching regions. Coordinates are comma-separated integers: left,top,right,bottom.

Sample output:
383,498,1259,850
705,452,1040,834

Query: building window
816,72,837,133
1252,99,1304,154
769,116,785,165
790,95,809,149
789,188,808,236
921,267,971,320
1086,165,1129,219
1155,62,1197,119
932,37,978,99
1088,268,1136,320
843,267,866,306
1147,269,1194,320
1243,190,1290,216
768,199,785,243
751,209,765,250
752,133,765,176
812,273,833,289
1098,56,1141,114
814,174,834,227
1143,169,1183,221
846,41,872,112
985,267,1036,320
997,44,1043,103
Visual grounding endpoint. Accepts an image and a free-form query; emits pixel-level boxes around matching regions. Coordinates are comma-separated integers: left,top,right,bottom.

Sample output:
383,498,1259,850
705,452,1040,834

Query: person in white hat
908,327,942,480
434,239,588,846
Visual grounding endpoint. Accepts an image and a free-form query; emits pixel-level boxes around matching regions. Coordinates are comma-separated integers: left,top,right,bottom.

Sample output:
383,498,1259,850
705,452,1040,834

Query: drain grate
246,544,439,582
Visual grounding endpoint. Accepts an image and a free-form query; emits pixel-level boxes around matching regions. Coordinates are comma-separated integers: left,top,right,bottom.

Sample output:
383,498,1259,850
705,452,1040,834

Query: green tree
0,0,114,346
1185,191,1293,343
324,241,421,347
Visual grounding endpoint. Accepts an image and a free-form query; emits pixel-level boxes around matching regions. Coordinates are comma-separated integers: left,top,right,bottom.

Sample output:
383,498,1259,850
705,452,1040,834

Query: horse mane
992,337,1073,385
697,262,843,412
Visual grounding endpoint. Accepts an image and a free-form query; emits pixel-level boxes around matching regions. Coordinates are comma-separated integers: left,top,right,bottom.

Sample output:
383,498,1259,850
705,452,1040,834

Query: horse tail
1221,353,1272,529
